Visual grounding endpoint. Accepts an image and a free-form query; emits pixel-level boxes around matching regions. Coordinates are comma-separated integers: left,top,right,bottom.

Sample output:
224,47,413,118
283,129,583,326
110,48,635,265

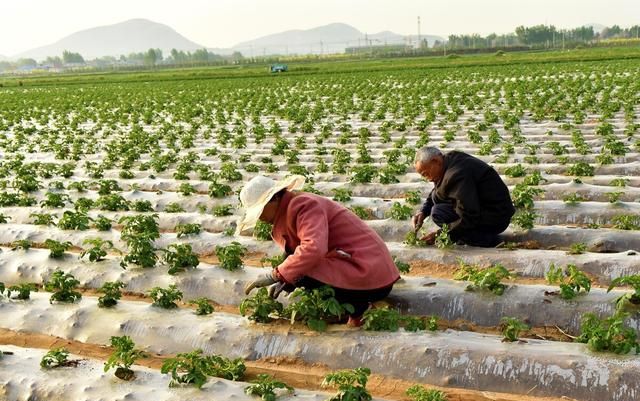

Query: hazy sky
2,0,637,56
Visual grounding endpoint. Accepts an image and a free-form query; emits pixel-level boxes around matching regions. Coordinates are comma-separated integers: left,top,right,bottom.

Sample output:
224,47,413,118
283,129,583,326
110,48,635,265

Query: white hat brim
235,175,306,236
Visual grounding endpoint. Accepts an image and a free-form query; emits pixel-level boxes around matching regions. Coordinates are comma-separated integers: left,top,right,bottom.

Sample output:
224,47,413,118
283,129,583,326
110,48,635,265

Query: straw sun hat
235,175,306,235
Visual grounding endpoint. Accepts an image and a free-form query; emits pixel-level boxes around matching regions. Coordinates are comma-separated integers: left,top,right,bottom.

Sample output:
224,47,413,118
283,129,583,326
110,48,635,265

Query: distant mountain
15,18,206,61
231,23,444,56
11,20,445,61
0,55,8,61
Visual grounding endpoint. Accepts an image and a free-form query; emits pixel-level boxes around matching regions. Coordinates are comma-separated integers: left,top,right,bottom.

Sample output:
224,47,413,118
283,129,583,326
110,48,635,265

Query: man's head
414,146,445,183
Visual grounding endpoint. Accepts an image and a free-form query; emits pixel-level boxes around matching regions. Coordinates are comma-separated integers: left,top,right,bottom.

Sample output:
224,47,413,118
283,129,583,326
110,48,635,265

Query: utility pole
417,16,421,49
320,41,324,56
365,33,369,55
562,31,565,51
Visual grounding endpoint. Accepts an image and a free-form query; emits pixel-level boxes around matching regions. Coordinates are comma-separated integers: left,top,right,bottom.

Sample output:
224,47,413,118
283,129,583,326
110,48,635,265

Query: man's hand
421,231,438,245
244,272,277,295
412,212,426,232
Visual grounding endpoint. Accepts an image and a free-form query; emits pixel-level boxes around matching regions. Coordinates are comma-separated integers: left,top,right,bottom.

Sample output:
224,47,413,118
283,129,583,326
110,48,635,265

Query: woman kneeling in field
238,175,400,326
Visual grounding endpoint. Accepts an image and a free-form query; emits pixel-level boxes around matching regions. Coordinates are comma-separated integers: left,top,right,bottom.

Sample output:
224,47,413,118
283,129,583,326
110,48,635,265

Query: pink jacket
272,191,400,290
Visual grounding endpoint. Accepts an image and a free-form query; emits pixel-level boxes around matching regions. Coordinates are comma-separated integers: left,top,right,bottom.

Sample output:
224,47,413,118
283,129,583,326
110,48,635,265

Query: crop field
0,51,640,401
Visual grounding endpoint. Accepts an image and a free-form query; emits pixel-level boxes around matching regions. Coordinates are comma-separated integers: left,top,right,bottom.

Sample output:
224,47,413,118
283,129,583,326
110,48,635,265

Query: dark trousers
430,203,509,247
296,276,393,317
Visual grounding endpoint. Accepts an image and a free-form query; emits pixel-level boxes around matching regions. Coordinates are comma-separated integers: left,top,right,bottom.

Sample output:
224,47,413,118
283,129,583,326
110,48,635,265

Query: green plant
512,210,537,230
161,349,245,387
522,171,547,186
93,215,112,231
500,317,529,342
284,286,355,331
609,178,628,187
401,316,427,332
175,223,202,237
164,202,185,213
454,262,512,295
545,263,564,284
30,212,56,226
578,312,640,354
563,192,584,206
57,210,92,230
332,188,352,202
220,162,243,181
386,202,411,220
404,231,427,247
40,191,70,208
95,194,130,211
404,190,422,205
80,238,114,262
215,241,247,271
73,198,94,209
511,183,544,209
504,164,527,178
44,239,72,259
607,275,640,311
95,179,122,195
149,284,183,308
0,213,10,224
393,256,410,273
362,307,401,331
349,206,371,220
567,161,595,177
322,367,372,401
350,165,378,184
260,253,286,269
606,191,624,204
212,204,234,216
97,281,125,307
162,243,200,275
178,183,197,196
435,224,454,249
40,347,75,369
567,242,587,255
45,271,81,304
612,215,640,230
245,374,294,401
67,181,87,192
546,264,592,300
11,239,32,251
406,385,448,401
131,200,154,212
240,287,284,323
426,315,438,331
104,336,146,380
189,297,215,315
6,283,37,300
253,220,273,241
209,180,233,198
119,214,160,268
